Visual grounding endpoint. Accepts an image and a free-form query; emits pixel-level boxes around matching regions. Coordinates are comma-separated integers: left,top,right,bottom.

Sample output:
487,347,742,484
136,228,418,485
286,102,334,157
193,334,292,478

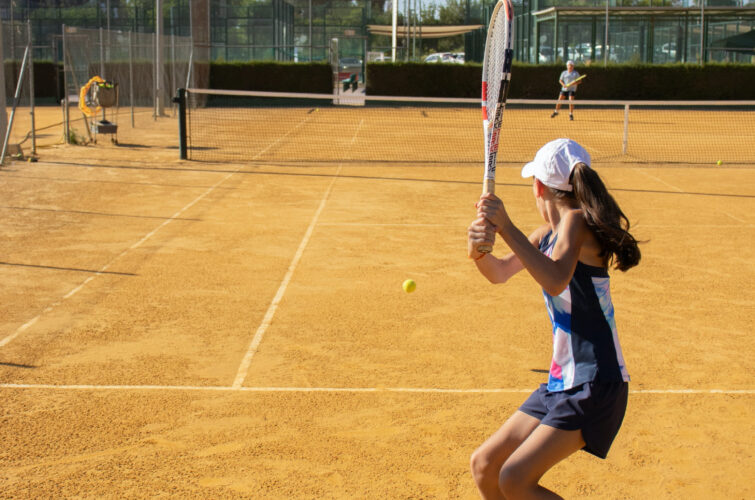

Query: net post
622,103,629,155
174,88,187,160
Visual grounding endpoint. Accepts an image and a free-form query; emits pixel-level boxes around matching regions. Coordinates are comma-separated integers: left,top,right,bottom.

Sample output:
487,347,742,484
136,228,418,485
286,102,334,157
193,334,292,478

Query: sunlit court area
1,0,755,496
1,97,753,497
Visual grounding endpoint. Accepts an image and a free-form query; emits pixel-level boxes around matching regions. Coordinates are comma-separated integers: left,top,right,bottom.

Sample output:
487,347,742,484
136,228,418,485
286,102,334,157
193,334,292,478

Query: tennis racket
564,74,586,88
479,0,514,254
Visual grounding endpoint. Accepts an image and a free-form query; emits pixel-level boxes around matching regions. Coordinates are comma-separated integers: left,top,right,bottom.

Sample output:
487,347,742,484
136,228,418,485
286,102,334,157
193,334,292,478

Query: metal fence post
28,20,36,156
129,30,134,127
623,104,629,155
1,45,30,164
99,27,105,79
62,24,69,144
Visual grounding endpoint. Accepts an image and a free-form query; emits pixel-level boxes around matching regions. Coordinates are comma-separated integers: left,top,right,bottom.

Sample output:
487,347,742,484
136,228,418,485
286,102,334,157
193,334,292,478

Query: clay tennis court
1,105,753,498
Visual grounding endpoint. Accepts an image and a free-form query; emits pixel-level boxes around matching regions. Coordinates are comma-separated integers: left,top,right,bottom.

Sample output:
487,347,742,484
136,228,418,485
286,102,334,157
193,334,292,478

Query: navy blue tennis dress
519,230,630,458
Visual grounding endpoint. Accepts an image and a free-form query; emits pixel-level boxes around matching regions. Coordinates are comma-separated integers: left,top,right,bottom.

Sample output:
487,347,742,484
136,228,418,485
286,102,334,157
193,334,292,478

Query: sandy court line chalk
633,168,684,193
232,120,365,389
1,383,752,395
0,115,314,350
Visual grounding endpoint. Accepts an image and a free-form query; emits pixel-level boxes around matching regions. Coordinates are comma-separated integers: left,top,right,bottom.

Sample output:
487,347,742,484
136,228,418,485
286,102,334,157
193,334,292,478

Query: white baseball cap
566,60,575,66
521,138,591,192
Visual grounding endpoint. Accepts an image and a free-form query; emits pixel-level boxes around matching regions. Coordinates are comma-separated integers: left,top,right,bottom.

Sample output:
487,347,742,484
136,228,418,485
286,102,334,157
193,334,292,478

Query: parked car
423,52,458,64
367,51,388,62
338,57,363,81
575,43,592,61
661,42,677,58
595,45,625,63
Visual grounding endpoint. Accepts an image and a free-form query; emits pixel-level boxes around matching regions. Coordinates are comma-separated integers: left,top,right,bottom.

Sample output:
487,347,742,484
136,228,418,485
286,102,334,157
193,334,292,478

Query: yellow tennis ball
402,279,416,293
716,160,722,165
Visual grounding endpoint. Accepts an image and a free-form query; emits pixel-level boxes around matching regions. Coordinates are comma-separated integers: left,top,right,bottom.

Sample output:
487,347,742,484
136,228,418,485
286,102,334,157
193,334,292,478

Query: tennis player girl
467,139,641,499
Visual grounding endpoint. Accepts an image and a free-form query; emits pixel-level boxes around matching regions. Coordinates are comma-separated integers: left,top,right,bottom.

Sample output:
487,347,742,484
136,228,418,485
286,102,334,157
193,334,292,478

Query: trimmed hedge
568,64,755,100
367,62,755,100
209,62,332,93
19,60,755,102
366,62,480,97
4,61,60,103
11,61,334,102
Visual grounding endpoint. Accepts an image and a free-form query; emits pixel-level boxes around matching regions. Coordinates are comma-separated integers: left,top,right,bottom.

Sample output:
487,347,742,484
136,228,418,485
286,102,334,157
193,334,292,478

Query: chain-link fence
60,25,195,143
1,20,36,160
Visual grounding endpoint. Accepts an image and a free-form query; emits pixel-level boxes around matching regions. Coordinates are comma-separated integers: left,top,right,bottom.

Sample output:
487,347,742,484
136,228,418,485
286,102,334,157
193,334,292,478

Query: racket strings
485,13,510,124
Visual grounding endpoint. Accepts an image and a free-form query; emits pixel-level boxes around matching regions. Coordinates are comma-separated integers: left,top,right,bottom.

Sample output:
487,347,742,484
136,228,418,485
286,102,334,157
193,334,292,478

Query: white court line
635,224,753,228
1,383,752,395
630,171,751,226
318,222,754,229
0,178,226,348
318,223,459,227
633,169,684,192
723,212,747,223
0,115,315,350
232,120,365,389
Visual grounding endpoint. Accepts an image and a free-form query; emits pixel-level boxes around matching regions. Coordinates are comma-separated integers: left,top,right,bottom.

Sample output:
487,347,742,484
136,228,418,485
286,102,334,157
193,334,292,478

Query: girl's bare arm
498,210,588,295
468,218,550,284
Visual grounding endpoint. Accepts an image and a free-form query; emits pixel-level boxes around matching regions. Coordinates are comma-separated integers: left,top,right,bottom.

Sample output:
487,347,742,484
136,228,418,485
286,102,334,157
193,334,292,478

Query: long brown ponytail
559,163,641,271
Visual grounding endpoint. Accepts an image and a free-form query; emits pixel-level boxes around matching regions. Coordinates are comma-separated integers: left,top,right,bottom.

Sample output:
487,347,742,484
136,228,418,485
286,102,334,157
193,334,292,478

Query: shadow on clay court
0,261,137,276
0,362,37,369
0,173,238,191
165,145,217,150
0,205,201,221
26,160,753,199
110,143,154,149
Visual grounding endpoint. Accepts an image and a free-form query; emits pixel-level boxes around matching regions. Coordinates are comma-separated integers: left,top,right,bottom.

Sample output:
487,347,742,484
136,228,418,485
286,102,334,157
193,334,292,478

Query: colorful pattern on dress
591,277,630,382
538,229,630,391
539,233,574,391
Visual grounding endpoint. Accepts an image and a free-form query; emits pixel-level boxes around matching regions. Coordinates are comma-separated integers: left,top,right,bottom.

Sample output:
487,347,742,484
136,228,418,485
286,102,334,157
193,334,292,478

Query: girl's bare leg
470,411,541,499
498,424,586,499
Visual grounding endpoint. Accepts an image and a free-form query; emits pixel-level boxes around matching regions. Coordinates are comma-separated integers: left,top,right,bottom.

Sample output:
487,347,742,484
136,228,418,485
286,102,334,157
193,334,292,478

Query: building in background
0,0,752,64
512,0,755,64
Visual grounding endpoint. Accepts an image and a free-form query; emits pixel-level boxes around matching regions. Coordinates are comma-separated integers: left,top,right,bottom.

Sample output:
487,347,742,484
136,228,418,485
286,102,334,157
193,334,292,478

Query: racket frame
478,0,514,254
564,74,586,88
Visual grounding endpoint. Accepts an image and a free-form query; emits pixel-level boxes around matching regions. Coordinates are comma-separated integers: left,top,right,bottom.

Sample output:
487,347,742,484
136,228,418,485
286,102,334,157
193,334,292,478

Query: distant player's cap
521,138,590,192
566,60,575,66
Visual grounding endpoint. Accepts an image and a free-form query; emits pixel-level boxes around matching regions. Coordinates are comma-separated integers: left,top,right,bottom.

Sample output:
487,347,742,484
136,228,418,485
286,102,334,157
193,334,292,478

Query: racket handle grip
478,179,495,254
477,244,493,254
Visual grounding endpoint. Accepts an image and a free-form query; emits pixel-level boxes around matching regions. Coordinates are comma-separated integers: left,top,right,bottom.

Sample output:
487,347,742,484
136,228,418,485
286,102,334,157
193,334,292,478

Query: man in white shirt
550,60,581,121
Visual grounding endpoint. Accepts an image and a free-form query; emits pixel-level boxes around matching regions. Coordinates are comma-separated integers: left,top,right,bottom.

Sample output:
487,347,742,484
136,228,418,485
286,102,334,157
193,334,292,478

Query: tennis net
178,89,755,166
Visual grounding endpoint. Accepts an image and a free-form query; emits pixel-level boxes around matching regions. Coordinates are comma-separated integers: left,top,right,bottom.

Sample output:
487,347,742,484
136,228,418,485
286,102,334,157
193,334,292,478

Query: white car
338,57,363,81
661,43,677,58
424,53,458,64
